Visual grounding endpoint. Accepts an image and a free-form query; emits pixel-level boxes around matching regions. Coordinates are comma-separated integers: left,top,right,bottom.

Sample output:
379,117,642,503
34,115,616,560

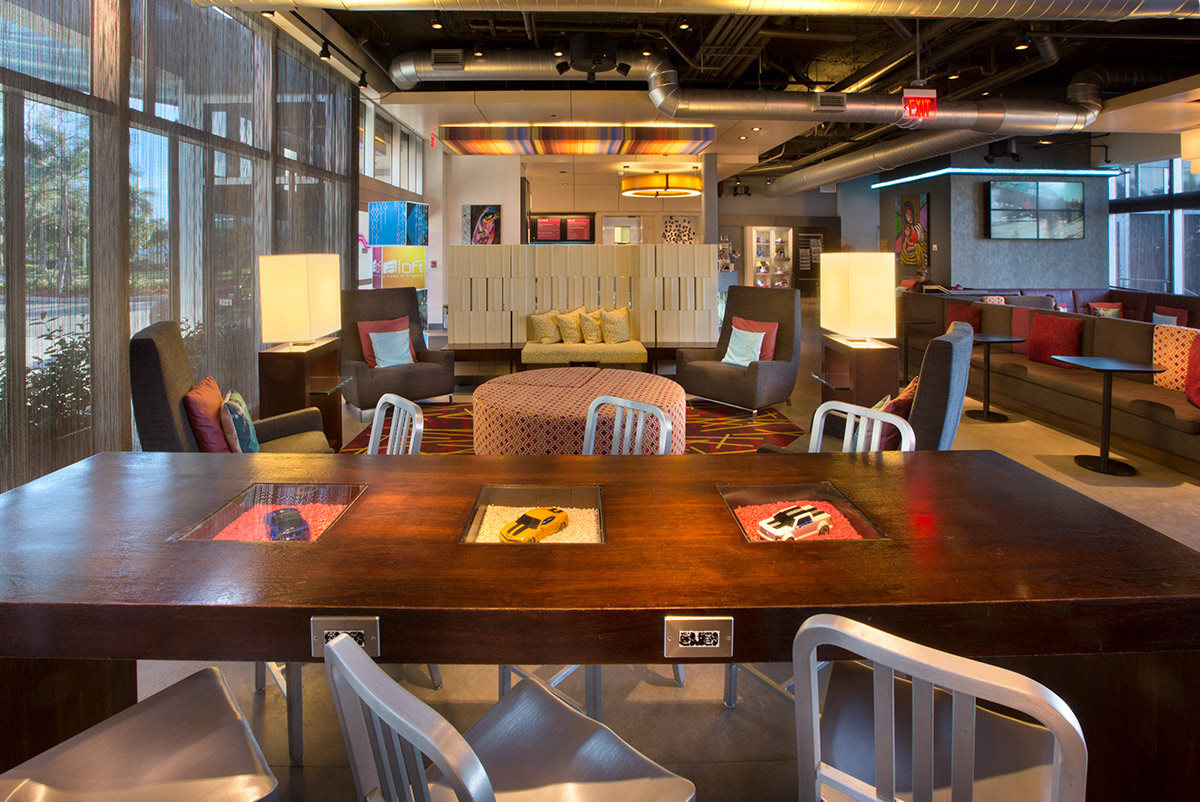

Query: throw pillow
731,316,779,360
1010,306,1033,356
357,317,415,369
556,307,585,344
1152,324,1199,392
531,309,562,343
599,307,631,344
1155,305,1189,327
1153,312,1181,326
980,295,1006,305
945,303,981,332
580,309,604,344
879,376,920,451
1088,301,1123,318
1027,314,1082,368
721,328,766,368
219,390,260,453
1187,336,1200,408
370,329,416,367
183,376,233,452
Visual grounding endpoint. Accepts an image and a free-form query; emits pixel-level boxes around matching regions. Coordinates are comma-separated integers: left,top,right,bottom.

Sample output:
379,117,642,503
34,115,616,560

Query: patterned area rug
340,400,804,455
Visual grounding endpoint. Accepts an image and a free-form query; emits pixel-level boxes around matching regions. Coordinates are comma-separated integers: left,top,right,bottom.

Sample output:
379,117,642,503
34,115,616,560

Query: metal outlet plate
664,616,733,658
311,616,381,658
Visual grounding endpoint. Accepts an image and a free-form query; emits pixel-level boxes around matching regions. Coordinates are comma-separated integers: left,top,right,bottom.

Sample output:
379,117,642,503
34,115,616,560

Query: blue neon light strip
870,166,1122,190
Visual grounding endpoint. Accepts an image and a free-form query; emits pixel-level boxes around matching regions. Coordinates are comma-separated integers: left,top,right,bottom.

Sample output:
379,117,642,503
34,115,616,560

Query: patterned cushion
556,307,585,344
1188,337,1200,408
599,307,631,344
183,376,233,452
980,295,1006,305
580,309,604,344
521,340,648,364
531,309,562,344
1153,324,1199,392
219,390,260,453
1088,301,1123,318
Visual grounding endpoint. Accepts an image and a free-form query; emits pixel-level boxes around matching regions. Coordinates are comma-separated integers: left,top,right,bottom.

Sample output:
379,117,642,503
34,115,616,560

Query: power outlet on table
311,615,381,657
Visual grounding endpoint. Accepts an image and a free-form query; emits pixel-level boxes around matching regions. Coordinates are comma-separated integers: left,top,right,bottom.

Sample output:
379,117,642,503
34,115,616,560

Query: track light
357,71,368,89
948,71,960,80
430,17,443,30
678,17,691,30
554,61,570,75
473,43,484,57
318,40,331,61
1014,37,1030,50
642,47,652,57
553,45,565,57
260,10,274,16
615,62,631,77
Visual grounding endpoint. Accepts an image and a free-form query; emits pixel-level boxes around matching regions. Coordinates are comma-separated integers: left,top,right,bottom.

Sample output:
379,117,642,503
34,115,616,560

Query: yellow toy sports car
501,507,569,543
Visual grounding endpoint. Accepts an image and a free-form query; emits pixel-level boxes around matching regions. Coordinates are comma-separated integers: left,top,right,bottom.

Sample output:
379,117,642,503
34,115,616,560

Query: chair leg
427,663,443,690
724,663,739,708
285,662,303,765
673,664,686,687
584,665,602,721
499,664,513,698
254,661,266,692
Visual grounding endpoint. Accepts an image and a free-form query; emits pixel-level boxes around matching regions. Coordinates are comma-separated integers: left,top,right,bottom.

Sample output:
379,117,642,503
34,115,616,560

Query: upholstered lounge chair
340,287,455,412
908,320,973,451
130,320,331,453
675,285,802,415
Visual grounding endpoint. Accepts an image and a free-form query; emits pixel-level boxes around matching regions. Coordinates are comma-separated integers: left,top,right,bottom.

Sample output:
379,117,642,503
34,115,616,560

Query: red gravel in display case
718,483,886,543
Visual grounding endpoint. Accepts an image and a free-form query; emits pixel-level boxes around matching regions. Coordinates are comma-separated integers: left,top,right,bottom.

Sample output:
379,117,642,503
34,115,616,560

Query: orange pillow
183,376,233,452
731,316,779,360
357,317,415,368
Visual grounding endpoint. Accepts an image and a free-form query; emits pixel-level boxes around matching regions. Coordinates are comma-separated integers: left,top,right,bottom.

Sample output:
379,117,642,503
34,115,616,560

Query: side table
814,335,898,436
1051,355,1164,476
259,338,350,450
964,333,1026,423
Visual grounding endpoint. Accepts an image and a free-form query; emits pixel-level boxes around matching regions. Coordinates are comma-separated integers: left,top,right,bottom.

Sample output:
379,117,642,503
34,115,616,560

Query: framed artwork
895,193,929,274
462,204,501,244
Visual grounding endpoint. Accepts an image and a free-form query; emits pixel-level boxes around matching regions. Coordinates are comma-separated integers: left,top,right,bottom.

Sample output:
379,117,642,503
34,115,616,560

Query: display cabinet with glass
744,226,793,288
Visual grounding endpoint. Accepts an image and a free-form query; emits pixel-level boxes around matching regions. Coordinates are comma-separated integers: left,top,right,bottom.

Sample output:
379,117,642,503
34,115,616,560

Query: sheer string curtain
0,0,355,490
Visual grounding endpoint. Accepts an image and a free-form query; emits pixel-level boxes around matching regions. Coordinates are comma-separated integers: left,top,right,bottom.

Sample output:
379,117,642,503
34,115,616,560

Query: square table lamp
259,254,341,348
820,252,897,342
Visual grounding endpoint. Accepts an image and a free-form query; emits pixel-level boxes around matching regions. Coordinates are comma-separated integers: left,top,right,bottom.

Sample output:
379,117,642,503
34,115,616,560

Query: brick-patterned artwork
662,216,696,244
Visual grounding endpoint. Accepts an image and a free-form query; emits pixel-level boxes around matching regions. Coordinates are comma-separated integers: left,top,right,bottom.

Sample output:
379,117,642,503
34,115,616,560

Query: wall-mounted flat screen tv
988,181,1083,240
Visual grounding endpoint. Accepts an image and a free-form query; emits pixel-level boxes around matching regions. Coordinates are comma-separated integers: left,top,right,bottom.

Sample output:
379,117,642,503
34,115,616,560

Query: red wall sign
901,89,937,120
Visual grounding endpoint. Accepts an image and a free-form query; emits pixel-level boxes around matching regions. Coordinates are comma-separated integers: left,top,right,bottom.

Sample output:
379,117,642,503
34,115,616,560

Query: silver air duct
198,0,1200,22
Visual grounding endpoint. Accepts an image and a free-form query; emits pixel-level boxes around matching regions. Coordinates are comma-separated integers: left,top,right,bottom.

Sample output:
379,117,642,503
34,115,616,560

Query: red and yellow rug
341,401,803,455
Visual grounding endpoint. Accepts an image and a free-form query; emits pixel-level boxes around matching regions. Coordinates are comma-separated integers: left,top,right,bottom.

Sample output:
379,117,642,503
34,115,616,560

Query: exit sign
902,88,937,119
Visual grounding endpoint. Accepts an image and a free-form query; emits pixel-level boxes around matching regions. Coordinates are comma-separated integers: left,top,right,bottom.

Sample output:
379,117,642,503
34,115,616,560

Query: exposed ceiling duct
200,0,1200,22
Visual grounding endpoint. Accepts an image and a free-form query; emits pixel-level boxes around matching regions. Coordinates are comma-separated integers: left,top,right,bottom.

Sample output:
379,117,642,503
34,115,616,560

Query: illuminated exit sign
902,88,938,119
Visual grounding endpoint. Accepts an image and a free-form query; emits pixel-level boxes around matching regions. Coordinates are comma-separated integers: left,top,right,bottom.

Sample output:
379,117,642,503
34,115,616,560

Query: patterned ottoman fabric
521,340,648,364
474,368,687,455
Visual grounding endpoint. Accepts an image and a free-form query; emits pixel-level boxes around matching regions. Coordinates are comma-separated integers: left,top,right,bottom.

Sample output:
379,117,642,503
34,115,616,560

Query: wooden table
965,333,1026,423
2,451,1199,798
259,337,349,450
1052,355,1165,476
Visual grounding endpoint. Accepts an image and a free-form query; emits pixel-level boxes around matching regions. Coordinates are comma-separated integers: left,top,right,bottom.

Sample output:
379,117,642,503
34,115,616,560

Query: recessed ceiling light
678,17,691,30
1014,38,1029,50
473,46,483,57
642,48,652,56
751,126,761,132
948,72,960,80
430,18,443,30
553,47,564,57
981,91,990,96
738,135,747,140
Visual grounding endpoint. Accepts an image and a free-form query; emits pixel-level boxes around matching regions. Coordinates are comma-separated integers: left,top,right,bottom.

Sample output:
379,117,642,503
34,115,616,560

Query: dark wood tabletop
1051,355,1165,373
2,450,1199,668
972,333,1026,344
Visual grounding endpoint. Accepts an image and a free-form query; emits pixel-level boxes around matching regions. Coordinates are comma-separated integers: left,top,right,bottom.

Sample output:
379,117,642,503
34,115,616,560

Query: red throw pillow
731,316,779,360
945,303,981,332
1156,305,1190,327
1010,307,1033,355
1187,336,1200,409
357,317,415,368
1027,314,1082,368
1088,301,1123,318
183,376,233,452
879,376,920,450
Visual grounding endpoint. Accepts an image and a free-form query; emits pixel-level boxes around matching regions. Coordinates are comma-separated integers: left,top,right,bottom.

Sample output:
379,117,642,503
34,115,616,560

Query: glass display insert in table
461,485,605,544
173,482,367,542
718,482,886,543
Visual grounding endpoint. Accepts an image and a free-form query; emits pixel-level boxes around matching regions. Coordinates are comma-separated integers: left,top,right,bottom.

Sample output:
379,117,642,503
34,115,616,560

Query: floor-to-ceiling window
1109,158,1200,295
1,0,355,491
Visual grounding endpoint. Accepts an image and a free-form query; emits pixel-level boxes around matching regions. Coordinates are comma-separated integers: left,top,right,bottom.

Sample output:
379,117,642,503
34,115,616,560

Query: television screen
988,181,1083,240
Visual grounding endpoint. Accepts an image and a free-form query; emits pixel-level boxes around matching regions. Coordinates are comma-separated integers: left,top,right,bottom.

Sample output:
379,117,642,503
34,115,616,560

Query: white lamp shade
1183,128,1200,174
259,254,341,343
820,252,897,339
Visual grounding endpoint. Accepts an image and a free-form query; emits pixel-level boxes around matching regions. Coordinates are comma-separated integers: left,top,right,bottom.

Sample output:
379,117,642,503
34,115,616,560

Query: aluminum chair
368,393,425,455
794,614,1087,802
582,394,673,456
0,667,277,802
324,634,697,802
809,400,917,453
502,394,679,721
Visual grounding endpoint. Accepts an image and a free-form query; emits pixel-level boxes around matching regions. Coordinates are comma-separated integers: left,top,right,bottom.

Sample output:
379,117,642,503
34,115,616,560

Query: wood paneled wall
446,244,719,346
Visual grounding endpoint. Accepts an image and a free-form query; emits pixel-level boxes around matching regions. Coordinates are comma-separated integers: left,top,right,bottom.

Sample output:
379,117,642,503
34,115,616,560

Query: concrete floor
140,298,1200,800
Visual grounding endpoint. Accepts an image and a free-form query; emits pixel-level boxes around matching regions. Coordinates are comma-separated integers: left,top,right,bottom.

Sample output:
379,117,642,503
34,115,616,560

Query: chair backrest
808,400,916,453
583,395,672,455
368,394,424,455
341,288,427,365
324,634,496,802
129,320,200,452
718,285,803,364
909,321,973,451
793,614,1087,802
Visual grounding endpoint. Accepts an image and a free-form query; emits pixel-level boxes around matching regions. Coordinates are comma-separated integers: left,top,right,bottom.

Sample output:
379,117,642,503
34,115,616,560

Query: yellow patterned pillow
556,306,585,344
600,307,631,344
580,309,604,344
531,309,561,344
1152,324,1198,391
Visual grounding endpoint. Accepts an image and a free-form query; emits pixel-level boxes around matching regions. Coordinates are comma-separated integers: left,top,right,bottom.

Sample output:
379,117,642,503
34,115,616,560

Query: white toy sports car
758,504,833,541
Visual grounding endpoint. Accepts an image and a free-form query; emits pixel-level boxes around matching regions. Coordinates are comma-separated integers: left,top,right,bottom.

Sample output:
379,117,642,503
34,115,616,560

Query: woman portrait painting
895,195,929,272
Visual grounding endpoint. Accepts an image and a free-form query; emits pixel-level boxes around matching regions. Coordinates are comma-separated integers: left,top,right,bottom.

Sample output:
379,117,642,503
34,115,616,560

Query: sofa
901,289,1200,470
520,309,648,367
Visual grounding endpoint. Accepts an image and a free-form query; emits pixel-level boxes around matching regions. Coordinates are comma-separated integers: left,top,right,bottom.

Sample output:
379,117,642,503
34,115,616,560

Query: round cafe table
965,333,1026,423
1051,355,1164,476
473,367,687,455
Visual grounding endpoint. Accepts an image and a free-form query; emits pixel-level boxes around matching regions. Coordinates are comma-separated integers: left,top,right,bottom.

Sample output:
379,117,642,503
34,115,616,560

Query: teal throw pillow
219,390,260,453
1153,312,1180,326
722,328,766,368
369,329,416,368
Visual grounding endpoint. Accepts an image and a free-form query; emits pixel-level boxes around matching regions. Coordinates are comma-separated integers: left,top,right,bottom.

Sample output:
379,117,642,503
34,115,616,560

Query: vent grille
816,93,847,109
431,49,465,70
